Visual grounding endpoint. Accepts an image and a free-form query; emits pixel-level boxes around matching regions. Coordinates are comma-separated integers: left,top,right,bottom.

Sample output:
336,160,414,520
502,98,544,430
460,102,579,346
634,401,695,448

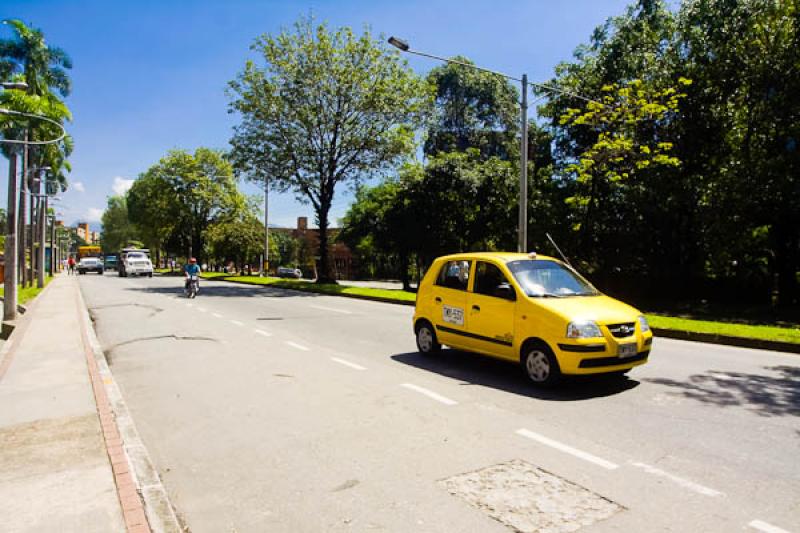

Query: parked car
276,266,302,279
77,257,104,275
413,252,653,386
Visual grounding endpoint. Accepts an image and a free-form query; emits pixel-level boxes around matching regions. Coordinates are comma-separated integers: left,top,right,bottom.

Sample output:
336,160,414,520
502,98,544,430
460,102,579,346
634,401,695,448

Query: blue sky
1,0,638,229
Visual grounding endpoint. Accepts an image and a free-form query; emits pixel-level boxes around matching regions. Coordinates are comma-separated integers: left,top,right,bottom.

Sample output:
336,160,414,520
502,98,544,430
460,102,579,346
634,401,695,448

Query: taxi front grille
607,322,636,338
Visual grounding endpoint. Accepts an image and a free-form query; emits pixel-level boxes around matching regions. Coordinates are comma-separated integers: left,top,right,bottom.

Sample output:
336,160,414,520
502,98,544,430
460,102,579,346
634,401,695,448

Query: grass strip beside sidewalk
0,276,53,306
200,273,799,349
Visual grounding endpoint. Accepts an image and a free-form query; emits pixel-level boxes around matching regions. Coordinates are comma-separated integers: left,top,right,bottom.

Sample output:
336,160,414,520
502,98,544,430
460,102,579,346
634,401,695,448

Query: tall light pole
388,36,529,252
0,81,27,321
1,85,67,318
387,37,596,252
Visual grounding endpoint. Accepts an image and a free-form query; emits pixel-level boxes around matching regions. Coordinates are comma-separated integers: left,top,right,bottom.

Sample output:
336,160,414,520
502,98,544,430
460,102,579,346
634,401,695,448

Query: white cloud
112,176,134,196
86,207,104,223
73,181,85,193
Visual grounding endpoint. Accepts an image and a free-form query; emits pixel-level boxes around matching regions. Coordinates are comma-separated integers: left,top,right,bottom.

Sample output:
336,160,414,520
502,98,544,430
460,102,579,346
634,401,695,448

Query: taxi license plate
618,343,637,358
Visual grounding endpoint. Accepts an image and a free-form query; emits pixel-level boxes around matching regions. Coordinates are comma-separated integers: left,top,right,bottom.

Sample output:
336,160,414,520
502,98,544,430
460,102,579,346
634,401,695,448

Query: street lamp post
387,37,598,252
388,36,529,252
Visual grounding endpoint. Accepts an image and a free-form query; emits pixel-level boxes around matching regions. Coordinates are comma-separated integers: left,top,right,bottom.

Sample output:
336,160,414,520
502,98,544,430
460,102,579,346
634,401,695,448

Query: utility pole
4,150,19,321
37,187,47,288
519,74,528,253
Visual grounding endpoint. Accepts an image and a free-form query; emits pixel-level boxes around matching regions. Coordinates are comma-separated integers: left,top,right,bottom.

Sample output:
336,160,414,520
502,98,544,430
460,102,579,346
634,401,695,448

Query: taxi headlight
638,315,650,332
566,320,603,339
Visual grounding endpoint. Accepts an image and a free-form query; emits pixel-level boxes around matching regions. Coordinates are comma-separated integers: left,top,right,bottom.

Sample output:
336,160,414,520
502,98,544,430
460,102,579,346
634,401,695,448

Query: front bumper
555,333,653,374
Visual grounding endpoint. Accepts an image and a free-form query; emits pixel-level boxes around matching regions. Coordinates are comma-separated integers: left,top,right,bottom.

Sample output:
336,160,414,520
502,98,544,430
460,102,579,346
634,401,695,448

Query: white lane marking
186,303,193,308
516,429,619,470
310,304,352,315
401,383,458,406
286,341,310,351
254,329,272,337
212,313,223,318
230,320,244,327
197,307,207,313
629,462,722,496
749,520,792,533
330,357,366,371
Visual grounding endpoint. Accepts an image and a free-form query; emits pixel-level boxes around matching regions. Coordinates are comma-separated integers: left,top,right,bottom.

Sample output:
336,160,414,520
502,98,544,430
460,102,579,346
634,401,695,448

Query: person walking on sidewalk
67,255,76,275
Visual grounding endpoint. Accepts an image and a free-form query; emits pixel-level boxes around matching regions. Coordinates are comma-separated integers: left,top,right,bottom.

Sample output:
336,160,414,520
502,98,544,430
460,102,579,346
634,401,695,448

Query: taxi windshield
506,259,599,298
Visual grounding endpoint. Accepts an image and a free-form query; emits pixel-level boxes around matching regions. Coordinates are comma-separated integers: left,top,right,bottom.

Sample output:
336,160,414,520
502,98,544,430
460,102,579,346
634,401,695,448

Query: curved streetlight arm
390,37,600,105
0,108,68,146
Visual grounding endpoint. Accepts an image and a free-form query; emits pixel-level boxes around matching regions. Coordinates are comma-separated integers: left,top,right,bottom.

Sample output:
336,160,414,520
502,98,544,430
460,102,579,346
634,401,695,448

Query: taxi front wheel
416,321,441,355
522,343,561,386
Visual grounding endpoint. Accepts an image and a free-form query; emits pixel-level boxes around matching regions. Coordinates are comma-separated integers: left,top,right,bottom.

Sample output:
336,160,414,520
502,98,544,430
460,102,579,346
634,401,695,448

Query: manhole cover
440,459,622,533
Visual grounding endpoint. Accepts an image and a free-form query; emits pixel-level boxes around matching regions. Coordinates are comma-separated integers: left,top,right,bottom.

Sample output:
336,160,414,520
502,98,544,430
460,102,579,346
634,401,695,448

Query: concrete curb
205,276,800,355
76,285,183,532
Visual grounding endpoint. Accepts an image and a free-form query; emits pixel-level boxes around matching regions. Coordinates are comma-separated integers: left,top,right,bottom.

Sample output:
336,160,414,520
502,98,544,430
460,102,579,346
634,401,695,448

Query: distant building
270,217,355,280
73,223,100,245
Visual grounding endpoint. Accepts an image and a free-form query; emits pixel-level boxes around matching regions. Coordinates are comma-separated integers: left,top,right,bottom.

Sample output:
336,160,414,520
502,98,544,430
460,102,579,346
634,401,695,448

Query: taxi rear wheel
522,343,561,386
416,321,441,355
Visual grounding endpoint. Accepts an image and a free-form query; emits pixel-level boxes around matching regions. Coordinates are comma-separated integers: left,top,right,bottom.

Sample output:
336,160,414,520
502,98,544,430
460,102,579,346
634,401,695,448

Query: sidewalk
0,275,146,532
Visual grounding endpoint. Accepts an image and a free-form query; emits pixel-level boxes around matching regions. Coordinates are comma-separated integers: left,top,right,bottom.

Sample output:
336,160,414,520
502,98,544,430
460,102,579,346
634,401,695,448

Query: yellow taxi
413,252,653,385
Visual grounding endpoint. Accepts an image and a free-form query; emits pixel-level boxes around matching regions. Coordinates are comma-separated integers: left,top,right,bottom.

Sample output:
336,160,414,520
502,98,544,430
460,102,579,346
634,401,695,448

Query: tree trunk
773,221,800,307
18,136,28,287
315,203,335,284
4,151,19,322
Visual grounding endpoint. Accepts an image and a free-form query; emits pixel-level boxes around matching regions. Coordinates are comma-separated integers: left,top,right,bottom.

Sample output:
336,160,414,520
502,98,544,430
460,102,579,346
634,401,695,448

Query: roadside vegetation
0,276,52,306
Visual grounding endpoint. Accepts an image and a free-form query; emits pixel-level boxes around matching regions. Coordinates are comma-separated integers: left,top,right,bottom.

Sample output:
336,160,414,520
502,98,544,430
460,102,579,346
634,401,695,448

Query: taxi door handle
435,297,442,304
472,305,480,312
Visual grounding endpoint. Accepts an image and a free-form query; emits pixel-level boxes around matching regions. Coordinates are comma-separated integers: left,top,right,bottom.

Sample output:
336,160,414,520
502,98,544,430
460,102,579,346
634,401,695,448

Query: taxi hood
528,294,641,324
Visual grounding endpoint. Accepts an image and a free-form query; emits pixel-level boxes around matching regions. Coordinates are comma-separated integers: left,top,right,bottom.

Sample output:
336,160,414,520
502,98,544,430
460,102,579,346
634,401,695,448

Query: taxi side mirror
495,282,516,301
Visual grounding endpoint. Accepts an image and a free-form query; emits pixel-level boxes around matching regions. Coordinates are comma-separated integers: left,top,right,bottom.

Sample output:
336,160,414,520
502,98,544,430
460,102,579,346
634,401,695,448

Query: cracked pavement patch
440,459,623,533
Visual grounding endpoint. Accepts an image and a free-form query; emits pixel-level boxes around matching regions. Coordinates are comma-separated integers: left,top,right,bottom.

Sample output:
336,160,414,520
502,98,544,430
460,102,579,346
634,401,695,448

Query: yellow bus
77,245,102,260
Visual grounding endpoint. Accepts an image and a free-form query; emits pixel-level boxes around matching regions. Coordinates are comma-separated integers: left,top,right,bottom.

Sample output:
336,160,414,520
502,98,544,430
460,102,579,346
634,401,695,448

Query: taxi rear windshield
506,259,599,298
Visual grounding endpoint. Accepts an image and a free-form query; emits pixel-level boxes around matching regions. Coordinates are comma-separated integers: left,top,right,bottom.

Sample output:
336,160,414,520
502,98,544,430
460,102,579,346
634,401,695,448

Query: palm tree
1,19,73,286
0,19,72,98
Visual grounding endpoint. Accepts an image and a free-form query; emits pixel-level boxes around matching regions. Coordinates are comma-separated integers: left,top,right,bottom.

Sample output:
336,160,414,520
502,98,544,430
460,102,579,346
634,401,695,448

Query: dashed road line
401,383,458,406
310,304,352,315
516,428,619,470
286,341,310,351
330,357,366,370
748,520,792,533
629,462,722,497
254,329,272,337
212,313,223,318
230,319,244,327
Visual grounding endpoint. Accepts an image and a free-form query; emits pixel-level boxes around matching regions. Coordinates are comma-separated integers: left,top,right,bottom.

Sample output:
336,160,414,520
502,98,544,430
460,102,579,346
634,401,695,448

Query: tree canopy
228,17,431,282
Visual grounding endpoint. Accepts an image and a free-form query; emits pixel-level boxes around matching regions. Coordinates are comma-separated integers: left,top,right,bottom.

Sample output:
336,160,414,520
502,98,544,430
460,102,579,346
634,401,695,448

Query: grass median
200,273,799,346
200,273,417,303
0,276,53,306
646,314,800,345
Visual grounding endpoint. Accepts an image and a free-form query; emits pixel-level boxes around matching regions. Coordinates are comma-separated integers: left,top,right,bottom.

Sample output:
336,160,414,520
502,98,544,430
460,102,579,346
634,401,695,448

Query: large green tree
424,57,519,160
100,195,140,253
127,148,247,261
228,18,431,283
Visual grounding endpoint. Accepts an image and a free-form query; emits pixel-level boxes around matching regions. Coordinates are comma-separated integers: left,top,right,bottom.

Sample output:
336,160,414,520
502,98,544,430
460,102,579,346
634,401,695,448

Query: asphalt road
79,273,800,533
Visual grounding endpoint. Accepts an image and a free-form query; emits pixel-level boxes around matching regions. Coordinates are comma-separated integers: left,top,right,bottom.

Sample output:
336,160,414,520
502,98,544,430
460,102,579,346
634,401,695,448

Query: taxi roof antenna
546,233,574,269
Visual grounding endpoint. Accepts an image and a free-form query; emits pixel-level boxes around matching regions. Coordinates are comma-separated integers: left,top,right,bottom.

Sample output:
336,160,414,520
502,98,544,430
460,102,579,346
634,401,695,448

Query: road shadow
643,365,800,417
122,282,320,299
391,350,639,401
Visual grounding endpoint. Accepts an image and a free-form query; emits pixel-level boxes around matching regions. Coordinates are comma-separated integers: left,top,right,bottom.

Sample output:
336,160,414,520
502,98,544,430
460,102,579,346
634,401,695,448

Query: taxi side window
474,262,515,300
436,260,471,291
